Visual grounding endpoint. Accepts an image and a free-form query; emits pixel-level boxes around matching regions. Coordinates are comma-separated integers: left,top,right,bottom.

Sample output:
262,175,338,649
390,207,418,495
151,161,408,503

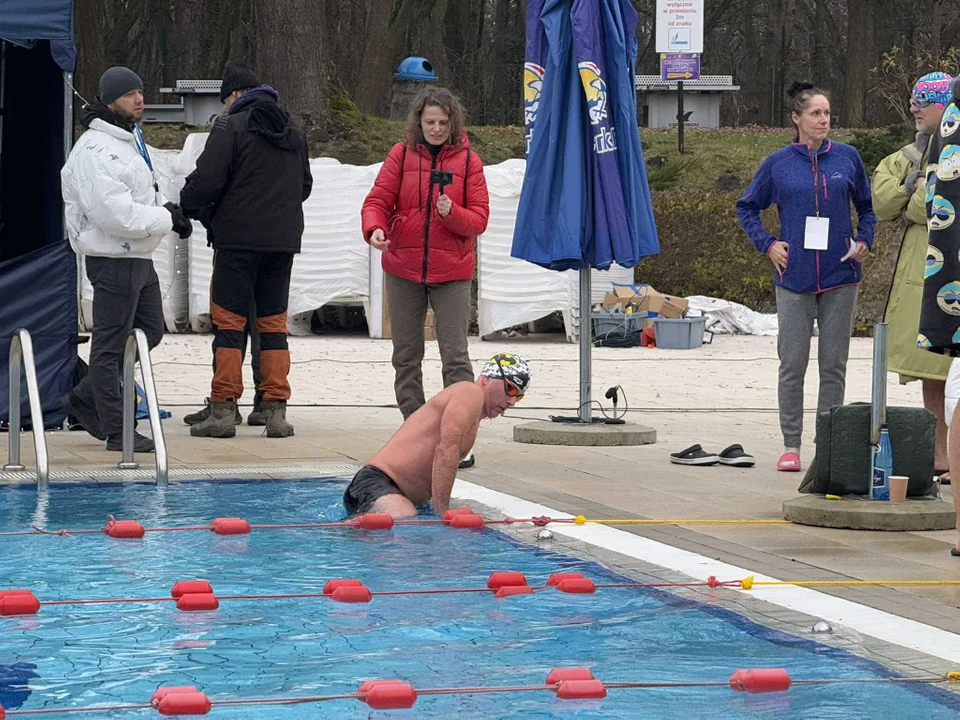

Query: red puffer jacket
361,137,490,284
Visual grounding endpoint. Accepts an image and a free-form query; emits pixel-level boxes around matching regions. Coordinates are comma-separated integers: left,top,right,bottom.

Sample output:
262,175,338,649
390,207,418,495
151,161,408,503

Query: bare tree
253,0,328,125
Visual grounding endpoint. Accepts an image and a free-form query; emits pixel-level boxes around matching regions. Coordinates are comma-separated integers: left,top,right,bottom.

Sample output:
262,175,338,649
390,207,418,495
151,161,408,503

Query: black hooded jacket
180,90,313,253
80,100,134,132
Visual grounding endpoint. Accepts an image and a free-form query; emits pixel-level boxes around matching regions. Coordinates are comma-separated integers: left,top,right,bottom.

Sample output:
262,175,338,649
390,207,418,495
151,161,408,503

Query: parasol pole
579,266,592,422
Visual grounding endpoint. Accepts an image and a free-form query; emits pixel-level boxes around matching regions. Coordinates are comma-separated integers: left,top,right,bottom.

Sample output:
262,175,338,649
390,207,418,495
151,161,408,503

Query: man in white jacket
60,67,193,452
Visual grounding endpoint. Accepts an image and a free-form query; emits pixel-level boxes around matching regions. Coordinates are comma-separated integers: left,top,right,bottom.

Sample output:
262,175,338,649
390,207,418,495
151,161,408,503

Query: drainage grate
0,463,361,483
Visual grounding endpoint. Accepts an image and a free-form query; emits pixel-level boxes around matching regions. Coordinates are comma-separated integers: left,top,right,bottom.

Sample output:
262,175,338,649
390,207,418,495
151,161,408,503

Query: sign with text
656,0,704,54
660,53,700,82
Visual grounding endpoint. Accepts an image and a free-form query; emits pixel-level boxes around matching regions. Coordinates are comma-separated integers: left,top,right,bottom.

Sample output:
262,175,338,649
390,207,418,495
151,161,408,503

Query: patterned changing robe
919,94,960,354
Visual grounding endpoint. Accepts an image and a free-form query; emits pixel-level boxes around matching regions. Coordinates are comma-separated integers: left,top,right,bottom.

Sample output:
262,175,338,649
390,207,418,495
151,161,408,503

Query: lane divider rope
0,509,791,538
2,668,958,716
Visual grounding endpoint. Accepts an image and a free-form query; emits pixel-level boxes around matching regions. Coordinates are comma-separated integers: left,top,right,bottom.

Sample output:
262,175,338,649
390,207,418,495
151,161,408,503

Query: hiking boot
62,391,106,441
190,400,238,438
184,398,241,426
262,400,294,438
247,400,266,427
105,431,155,453
458,450,476,469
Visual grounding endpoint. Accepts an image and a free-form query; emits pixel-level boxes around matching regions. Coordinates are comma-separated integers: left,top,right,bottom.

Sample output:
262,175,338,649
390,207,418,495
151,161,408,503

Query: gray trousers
384,273,474,419
776,285,859,448
74,257,164,436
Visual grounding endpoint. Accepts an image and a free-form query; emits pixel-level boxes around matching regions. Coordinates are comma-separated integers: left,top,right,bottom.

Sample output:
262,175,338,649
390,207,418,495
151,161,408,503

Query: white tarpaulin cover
81,137,772,342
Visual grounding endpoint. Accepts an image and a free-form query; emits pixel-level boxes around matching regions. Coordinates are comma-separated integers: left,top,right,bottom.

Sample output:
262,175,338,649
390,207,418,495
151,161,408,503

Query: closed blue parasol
512,0,659,420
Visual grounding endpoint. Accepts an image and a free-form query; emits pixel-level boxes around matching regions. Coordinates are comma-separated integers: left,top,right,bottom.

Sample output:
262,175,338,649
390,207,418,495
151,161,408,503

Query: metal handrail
118,329,168,485
3,329,49,488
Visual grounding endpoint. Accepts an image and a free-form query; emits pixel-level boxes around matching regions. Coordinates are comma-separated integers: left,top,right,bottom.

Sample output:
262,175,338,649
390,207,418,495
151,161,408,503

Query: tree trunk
842,0,873,127
74,0,107,103
353,0,402,115
254,0,328,125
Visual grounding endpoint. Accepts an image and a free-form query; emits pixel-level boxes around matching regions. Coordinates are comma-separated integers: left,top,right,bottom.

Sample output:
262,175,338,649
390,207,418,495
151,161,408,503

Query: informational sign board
656,0,704,54
660,53,700,82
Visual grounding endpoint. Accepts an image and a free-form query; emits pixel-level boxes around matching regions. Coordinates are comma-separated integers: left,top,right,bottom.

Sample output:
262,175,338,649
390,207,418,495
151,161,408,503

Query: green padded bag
798,402,936,497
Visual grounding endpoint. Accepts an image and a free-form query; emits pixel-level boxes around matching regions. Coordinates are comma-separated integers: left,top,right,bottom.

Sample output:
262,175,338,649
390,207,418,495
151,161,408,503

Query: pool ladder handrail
119,328,168,485
4,328,50,488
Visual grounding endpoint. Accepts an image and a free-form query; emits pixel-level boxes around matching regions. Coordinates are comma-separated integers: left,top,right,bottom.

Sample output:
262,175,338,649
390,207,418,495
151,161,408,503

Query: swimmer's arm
430,389,482,514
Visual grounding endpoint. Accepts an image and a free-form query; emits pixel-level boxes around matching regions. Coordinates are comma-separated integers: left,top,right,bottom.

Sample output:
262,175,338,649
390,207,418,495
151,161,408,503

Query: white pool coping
453,480,960,665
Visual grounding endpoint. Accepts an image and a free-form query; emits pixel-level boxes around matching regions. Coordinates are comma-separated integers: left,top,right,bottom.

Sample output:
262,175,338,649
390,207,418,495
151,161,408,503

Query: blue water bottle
871,424,893,501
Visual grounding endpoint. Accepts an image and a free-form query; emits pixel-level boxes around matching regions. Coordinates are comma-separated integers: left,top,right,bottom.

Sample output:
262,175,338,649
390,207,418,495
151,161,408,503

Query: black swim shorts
343,465,404,515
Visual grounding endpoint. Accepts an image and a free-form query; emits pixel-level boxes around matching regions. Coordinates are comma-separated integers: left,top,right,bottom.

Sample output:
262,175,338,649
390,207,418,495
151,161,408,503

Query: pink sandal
777,452,801,472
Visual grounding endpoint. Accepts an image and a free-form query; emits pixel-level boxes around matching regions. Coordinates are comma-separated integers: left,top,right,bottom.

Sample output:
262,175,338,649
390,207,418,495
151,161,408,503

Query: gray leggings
776,285,859,448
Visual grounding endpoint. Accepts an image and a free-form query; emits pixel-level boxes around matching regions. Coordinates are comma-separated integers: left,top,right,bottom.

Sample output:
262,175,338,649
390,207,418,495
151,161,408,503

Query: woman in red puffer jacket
362,87,490,437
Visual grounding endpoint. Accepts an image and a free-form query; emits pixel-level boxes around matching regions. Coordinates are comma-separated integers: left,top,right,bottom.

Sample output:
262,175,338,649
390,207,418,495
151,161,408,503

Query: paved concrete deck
6,332,960,633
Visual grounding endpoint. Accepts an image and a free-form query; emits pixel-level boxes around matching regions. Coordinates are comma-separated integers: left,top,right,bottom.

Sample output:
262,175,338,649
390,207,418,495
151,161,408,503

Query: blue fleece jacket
736,140,876,294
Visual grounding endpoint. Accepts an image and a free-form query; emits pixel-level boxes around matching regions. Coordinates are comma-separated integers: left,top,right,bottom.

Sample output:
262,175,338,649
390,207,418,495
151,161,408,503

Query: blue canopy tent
513,0,659,420
0,0,79,430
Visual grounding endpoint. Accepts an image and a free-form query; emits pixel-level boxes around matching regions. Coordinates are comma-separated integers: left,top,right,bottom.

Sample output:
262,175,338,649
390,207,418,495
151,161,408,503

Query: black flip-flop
718,444,756,468
670,444,719,466
951,547,960,557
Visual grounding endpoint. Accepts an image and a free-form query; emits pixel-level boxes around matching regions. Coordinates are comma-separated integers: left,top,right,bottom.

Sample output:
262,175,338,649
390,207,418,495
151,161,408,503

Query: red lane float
441,508,474,521
0,702,5,718
360,681,417,710
556,578,597,594
0,590,40,616
556,679,607,700
170,581,213,599
151,687,199,705
546,668,595,684
353,513,394,530
447,513,484,529
546,572,585,586
322,579,362,595
330,585,372,603
486,572,528,590
210,518,251,535
494,585,533,599
176,593,219,611
103,519,145,539
156,690,211,716
729,669,791,694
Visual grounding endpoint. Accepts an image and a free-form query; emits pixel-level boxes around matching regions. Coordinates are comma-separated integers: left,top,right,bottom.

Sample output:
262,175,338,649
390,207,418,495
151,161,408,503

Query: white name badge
804,216,830,251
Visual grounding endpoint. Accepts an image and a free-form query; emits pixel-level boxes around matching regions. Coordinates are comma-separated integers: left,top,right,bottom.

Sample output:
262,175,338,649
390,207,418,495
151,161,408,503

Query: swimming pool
1,477,959,718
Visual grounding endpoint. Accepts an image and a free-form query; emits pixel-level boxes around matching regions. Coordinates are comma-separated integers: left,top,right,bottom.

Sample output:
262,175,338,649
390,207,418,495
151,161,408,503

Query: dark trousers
210,249,293,403
74,256,164,436
384,273,474,420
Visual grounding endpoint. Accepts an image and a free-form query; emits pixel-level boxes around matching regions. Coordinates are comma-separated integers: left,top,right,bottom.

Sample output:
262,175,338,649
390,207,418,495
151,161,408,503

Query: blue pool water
1,478,958,719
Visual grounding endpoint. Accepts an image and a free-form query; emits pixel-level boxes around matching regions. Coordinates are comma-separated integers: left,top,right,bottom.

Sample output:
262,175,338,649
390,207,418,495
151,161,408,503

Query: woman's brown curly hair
405,86,467,148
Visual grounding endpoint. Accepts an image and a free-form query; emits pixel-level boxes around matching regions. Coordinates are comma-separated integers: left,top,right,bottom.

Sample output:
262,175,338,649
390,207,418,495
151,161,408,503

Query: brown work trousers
384,273,474,419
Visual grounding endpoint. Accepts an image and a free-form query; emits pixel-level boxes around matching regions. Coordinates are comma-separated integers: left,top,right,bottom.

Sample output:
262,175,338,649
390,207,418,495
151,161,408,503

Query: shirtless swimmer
343,352,531,518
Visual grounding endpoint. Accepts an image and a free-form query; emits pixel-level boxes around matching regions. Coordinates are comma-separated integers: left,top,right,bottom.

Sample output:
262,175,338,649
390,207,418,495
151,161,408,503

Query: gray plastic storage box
652,316,709,349
591,311,648,345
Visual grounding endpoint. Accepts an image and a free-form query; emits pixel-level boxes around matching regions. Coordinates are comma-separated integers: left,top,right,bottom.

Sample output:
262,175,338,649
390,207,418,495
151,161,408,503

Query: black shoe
105,431,155,453
62,392,106,441
458,451,475,469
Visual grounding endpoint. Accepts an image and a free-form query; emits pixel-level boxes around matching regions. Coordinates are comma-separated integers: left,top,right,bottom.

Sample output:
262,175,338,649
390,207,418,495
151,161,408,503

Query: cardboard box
602,284,688,319
381,290,437,341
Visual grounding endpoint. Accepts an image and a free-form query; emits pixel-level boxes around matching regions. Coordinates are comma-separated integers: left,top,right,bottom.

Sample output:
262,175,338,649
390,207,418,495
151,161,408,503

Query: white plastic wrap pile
78,146,193,333
477,159,634,341
89,135,637,340
184,142,376,335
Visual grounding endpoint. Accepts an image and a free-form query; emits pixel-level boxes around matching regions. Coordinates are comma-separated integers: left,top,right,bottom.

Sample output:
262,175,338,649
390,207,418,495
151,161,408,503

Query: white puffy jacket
61,118,174,259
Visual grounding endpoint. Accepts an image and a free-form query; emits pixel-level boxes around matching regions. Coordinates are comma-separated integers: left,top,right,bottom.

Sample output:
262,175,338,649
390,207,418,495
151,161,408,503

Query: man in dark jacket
180,61,313,439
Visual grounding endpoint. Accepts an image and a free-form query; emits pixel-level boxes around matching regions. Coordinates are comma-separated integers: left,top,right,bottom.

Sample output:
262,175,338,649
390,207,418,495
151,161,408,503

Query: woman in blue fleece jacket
737,82,876,472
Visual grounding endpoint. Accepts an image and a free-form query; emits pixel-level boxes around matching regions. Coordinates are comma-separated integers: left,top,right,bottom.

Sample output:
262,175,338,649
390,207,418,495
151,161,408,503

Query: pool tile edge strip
451,479,960,668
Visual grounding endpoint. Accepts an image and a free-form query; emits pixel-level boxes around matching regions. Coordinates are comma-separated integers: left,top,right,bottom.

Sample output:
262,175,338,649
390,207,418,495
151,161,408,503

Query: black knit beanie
220,61,258,102
99,66,143,105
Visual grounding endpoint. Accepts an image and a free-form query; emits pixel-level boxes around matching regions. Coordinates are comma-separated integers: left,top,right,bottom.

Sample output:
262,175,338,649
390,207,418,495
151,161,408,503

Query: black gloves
164,202,193,239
